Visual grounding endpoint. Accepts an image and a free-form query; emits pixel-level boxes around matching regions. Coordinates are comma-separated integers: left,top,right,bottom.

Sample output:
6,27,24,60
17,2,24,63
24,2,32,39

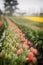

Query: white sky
0,0,43,13
0,0,4,11
17,0,43,12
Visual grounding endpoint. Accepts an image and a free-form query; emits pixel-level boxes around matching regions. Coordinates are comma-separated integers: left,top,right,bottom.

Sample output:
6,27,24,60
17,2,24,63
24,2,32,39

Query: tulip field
23,16,43,22
0,16,43,65
11,16,43,30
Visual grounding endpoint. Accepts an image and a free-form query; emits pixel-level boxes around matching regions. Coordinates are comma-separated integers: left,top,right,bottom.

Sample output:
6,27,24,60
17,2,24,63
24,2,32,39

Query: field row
0,16,43,65
10,16,43,52
0,17,39,65
23,16,43,22
10,16,43,30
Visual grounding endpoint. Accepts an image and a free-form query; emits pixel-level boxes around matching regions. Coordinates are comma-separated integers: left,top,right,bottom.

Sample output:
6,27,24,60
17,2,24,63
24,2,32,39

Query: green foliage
0,25,5,38
1,18,31,65
10,17,43,51
18,24,43,50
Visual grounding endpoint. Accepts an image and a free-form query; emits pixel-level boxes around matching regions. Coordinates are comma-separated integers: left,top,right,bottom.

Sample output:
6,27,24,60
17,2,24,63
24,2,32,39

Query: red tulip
20,38,25,42
23,44,29,49
17,49,23,56
30,47,38,55
32,57,37,64
0,21,4,27
30,47,34,52
32,48,38,55
27,41,31,46
28,52,34,61
19,29,22,33
19,33,23,36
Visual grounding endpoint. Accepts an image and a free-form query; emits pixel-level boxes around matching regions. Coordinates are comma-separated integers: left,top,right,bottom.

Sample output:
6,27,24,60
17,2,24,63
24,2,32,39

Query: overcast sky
17,0,43,13
0,0,43,13
0,0,4,11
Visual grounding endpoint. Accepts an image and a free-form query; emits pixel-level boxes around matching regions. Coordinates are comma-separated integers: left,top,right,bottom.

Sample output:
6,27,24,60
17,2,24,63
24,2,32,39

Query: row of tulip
9,17,43,65
0,18,38,65
0,17,4,27
0,17,5,42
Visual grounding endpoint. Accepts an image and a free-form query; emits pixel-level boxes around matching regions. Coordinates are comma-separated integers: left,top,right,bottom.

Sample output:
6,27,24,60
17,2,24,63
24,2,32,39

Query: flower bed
0,18,38,65
0,17,5,37
0,17,5,52
10,17,43,65
10,17,43,51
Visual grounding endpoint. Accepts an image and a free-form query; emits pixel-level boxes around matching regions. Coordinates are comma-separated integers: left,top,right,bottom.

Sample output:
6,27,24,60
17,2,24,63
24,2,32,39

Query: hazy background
0,0,43,16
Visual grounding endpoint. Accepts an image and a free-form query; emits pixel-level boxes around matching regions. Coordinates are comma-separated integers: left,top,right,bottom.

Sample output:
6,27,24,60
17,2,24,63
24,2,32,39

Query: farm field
0,0,43,65
0,16,43,65
10,16,43,52
23,16,43,22
10,16,43,30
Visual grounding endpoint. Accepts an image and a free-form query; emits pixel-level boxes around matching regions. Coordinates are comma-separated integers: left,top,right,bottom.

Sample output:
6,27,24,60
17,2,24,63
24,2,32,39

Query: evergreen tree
4,0,18,15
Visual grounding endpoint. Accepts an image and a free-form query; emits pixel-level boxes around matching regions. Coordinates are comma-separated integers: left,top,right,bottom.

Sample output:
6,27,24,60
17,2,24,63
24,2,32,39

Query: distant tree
16,12,26,16
40,12,43,16
4,0,18,15
40,8,43,16
0,9,3,15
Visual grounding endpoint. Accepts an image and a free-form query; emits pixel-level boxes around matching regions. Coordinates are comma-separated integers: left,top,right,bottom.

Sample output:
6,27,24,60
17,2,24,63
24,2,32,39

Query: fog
0,0,43,15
